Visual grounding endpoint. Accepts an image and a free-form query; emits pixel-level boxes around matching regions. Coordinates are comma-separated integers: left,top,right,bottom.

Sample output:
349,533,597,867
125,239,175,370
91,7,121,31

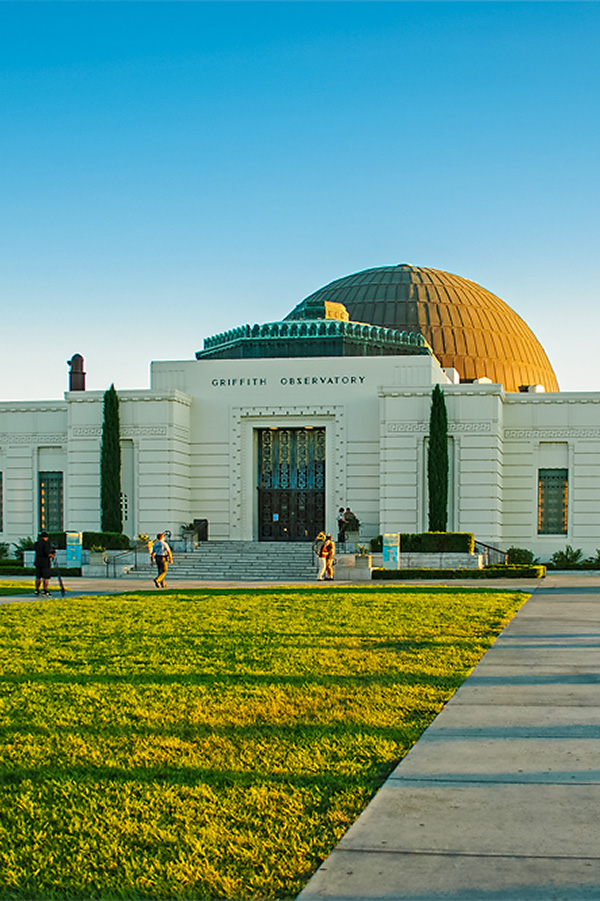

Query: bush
0,542,11,561
12,537,35,565
0,565,82,576
370,532,475,554
82,532,131,550
507,546,538,565
584,549,600,568
47,532,67,549
372,565,546,580
549,545,583,568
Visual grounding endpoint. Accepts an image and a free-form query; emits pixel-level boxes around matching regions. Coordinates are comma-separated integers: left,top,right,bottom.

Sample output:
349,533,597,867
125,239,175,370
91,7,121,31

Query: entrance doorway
257,427,325,541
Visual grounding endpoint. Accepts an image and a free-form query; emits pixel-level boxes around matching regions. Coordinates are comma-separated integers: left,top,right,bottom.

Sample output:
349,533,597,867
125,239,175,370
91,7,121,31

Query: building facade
1,264,596,560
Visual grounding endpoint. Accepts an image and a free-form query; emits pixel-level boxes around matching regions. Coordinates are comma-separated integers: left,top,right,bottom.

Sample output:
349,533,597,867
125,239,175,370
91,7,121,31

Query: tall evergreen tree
100,384,122,533
427,384,448,532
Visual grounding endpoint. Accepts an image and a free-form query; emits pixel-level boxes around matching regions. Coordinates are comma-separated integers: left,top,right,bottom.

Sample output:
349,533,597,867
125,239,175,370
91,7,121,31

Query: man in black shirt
34,531,56,597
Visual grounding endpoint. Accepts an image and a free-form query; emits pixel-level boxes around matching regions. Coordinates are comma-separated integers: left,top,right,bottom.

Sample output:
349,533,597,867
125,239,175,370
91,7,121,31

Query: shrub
550,545,583,568
370,533,475,554
12,537,35,564
0,542,11,561
46,532,67,549
428,384,449,531
101,384,122,533
507,546,538,565
372,565,546,580
82,532,131,550
0,565,82,576
584,549,600,568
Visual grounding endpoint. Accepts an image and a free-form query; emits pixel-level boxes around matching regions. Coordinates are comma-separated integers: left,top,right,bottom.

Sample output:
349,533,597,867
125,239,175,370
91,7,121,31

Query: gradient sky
2,2,599,400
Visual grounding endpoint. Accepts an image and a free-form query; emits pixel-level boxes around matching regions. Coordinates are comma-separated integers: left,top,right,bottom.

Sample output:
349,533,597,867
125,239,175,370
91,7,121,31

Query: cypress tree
427,383,448,532
100,384,122,533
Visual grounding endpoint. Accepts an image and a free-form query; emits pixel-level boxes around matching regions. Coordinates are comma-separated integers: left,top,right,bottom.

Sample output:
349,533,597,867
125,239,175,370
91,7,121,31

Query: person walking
34,531,56,597
150,532,173,588
318,533,336,581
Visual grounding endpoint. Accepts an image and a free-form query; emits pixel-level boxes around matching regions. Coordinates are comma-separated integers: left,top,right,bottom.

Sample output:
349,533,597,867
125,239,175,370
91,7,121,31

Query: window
0,472,3,532
538,468,568,535
39,471,64,532
120,491,129,523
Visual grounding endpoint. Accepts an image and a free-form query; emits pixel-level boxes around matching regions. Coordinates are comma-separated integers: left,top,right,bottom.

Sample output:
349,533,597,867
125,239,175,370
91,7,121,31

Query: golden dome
296,264,558,392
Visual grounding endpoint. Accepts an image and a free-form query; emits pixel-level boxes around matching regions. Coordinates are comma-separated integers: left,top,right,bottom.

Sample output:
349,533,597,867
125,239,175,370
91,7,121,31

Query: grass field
0,585,527,900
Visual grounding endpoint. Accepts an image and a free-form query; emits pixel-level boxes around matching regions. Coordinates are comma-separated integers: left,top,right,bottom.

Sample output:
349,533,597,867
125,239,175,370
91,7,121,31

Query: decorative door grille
258,428,325,540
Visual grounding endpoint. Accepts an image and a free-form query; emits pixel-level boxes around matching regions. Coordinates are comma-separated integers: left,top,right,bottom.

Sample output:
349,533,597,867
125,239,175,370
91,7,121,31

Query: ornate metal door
257,427,325,541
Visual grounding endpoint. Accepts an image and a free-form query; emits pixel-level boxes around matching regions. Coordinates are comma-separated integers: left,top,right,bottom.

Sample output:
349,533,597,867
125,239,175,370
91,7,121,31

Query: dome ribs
292,264,558,392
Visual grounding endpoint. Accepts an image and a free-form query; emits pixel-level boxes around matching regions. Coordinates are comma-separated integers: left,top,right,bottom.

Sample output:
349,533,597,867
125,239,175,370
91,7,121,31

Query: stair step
122,540,319,581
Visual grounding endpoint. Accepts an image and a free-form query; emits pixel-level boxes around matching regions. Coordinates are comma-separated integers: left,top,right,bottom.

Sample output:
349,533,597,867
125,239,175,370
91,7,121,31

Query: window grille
39,471,64,532
538,468,568,535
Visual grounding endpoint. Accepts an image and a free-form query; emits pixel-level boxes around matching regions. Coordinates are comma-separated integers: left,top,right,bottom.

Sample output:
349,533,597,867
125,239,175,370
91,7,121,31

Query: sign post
382,533,400,569
66,531,83,567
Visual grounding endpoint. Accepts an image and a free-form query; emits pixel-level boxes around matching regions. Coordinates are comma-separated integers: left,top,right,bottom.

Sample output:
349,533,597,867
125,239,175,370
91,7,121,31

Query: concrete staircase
125,541,318,582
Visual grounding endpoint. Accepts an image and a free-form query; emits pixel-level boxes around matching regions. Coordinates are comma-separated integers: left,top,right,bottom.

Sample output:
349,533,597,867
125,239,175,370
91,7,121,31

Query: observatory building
0,264,597,560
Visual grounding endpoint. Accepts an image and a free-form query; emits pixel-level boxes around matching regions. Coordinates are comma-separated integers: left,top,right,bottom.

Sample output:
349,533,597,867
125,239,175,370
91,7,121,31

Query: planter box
355,554,372,568
335,553,372,582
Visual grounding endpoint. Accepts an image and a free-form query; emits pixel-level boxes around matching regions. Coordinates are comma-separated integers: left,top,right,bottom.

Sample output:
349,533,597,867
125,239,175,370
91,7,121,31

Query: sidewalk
297,573,600,900
0,573,544,602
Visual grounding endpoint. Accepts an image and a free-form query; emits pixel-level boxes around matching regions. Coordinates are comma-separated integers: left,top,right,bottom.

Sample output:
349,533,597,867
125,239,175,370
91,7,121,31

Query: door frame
228,405,347,541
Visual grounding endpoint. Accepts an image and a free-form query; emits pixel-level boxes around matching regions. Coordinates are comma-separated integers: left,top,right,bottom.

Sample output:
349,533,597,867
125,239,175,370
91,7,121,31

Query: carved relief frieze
504,428,600,439
71,428,102,438
0,433,67,444
120,426,168,437
71,426,172,438
387,421,492,434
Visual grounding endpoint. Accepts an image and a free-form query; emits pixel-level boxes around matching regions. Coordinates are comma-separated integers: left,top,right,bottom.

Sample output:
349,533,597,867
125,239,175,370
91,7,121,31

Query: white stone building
1,264,597,561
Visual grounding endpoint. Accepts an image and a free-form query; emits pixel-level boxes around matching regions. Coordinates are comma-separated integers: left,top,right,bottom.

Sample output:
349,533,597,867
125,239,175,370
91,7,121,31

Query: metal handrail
474,540,508,566
106,541,150,579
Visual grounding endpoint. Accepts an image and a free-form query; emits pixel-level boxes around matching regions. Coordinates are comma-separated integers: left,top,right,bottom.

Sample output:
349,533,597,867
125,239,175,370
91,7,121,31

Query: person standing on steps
34,531,56,597
344,507,359,533
151,532,173,588
337,507,347,545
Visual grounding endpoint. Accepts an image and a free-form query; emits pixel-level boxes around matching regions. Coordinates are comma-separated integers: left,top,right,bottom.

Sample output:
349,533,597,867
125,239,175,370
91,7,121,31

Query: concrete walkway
298,573,600,901
0,573,544,601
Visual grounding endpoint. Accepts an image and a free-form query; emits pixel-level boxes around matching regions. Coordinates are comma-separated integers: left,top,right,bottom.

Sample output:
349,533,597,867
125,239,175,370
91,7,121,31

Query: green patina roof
196,317,432,361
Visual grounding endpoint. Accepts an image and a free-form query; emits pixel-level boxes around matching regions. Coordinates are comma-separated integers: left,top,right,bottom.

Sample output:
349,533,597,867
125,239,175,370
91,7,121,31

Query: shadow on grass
0,754,409,792
0,668,467,688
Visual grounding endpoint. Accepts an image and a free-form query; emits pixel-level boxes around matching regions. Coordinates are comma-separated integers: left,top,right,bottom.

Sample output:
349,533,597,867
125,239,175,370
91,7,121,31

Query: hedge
370,532,475,554
0,566,82,576
372,565,546,580
45,532,130,550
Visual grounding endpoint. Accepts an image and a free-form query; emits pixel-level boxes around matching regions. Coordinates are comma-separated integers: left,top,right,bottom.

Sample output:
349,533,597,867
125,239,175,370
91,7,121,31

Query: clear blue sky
2,2,599,399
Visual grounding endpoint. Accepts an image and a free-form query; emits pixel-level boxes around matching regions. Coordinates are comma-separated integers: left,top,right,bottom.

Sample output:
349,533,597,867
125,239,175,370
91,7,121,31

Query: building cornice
65,390,192,406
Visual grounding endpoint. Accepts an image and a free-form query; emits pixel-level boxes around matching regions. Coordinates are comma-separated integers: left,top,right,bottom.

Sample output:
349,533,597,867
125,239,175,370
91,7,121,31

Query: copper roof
294,264,558,392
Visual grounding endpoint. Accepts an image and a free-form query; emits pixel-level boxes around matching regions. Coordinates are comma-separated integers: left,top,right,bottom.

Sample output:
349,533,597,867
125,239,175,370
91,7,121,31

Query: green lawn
0,585,527,900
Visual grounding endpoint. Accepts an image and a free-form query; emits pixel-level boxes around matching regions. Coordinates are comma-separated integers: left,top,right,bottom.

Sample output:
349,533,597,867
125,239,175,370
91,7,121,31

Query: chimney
67,354,86,391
